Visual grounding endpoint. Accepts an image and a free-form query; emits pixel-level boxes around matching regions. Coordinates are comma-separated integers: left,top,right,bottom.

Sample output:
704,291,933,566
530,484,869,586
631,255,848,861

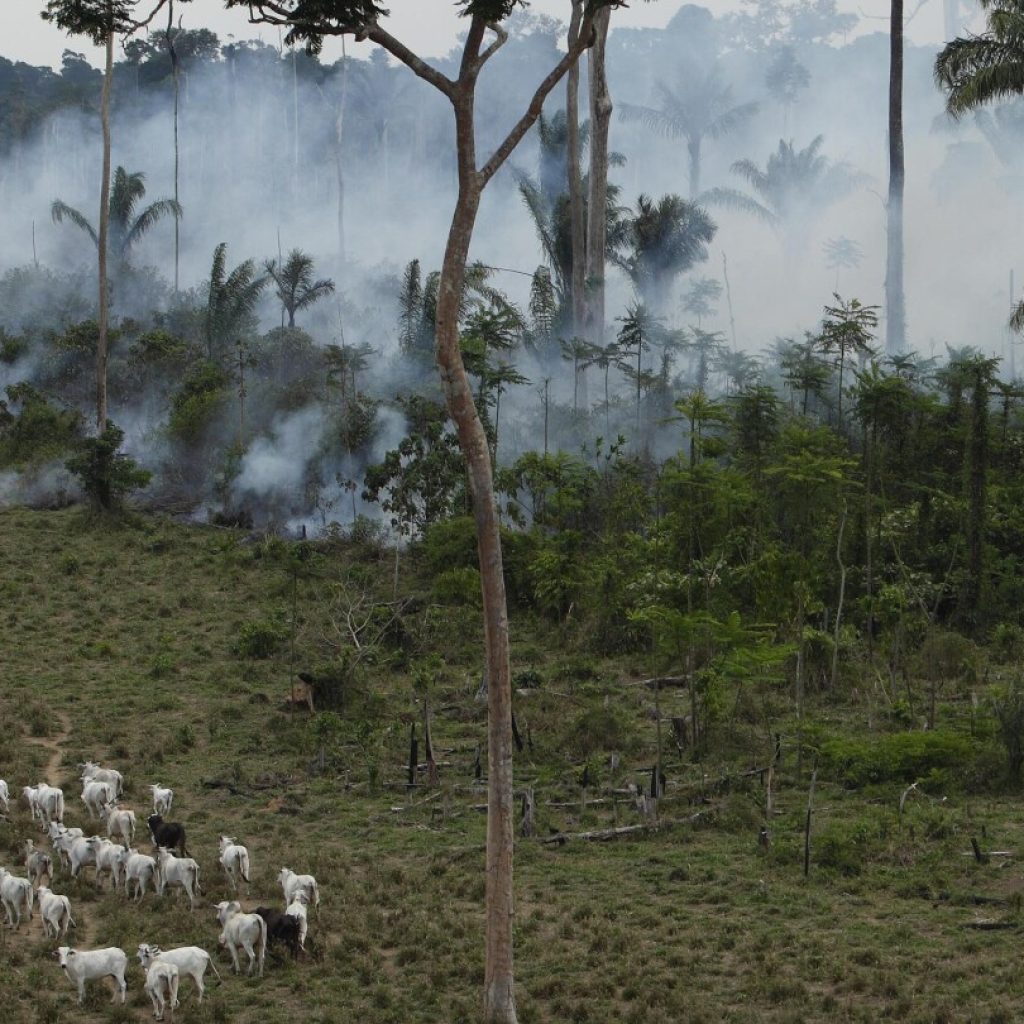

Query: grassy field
1,506,1023,1024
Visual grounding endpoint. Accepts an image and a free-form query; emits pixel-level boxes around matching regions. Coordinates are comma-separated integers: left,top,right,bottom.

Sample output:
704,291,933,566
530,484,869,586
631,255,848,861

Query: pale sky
6,0,951,69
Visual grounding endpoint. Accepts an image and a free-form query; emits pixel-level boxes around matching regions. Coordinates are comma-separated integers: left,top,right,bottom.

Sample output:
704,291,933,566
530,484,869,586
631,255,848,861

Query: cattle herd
0,764,321,1020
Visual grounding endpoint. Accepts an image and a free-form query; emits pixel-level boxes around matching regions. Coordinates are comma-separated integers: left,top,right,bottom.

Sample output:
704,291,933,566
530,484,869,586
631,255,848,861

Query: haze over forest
0,0,1019,526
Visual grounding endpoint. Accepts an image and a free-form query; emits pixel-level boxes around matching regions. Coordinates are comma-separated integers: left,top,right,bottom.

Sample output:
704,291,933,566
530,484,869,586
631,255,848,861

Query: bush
564,706,632,758
433,566,481,606
820,731,974,788
65,421,151,511
233,619,287,659
991,623,1024,664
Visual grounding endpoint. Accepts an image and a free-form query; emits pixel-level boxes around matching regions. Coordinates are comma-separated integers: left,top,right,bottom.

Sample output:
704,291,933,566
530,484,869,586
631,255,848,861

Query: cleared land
0,507,1021,1024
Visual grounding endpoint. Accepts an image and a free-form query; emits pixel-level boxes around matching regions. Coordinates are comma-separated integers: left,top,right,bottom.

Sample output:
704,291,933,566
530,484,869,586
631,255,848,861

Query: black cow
255,908,301,958
147,814,189,857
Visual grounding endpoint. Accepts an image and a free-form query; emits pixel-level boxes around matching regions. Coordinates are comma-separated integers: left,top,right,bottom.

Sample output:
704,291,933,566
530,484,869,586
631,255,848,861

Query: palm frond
50,201,98,247
123,199,183,256
700,187,778,226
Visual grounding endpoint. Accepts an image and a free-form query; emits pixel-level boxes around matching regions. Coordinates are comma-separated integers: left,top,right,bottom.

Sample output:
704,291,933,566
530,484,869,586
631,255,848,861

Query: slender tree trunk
96,27,114,432
334,39,349,267
167,1,180,294
830,499,848,690
435,83,517,1024
687,137,701,199
885,0,906,354
566,1,586,339
584,8,611,348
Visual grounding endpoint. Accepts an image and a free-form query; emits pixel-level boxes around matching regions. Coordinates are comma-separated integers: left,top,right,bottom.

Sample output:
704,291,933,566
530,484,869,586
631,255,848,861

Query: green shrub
65,421,151,511
564,706,631,758
233,618,287,659
820,731,974,788
433,566,481,606
991,623,1024,663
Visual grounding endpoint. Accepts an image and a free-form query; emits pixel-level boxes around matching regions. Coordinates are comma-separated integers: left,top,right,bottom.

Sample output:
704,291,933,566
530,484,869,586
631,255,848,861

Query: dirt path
25,709,73,787
19,710,98,948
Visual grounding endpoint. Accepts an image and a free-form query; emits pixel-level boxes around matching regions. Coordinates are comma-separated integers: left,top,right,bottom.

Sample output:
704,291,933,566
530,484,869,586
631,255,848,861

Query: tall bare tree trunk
96,26,113,431
166,1,180,294
566,1,586,338
885,0,906,354
584,7,611,347
334,38,350,267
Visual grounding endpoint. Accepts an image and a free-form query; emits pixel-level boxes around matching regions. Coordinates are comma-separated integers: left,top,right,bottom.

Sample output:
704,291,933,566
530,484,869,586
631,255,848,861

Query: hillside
1,507,1023,1022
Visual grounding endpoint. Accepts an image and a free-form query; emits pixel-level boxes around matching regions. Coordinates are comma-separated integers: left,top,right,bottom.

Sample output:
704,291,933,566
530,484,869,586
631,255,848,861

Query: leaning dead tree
225,4,627,1021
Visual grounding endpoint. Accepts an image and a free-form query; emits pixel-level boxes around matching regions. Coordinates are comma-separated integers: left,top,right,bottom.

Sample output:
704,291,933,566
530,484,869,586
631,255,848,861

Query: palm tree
51,166,182,270
616,300,663,436
265,249,336,328
937,1,1024,335
822,236,863,292
204,242,268,363
620,66,758,198
619,194,716,312
935,0,1024,117
705,137,862,227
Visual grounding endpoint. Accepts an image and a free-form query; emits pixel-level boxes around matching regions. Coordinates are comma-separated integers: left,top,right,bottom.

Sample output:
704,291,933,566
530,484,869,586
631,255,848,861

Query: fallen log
540,812,706,845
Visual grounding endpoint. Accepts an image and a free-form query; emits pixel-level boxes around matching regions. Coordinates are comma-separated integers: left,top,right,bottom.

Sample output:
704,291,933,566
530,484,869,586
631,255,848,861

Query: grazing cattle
218,837,250,892
54,946,128,1005
144,959,180,1021
137,943,221,1005
23,840,52,886
103,803,136,846
155,848,201,910
214,901,266,977
80,762,124,798
285,891,309,951
117,848,158,901
36,886,75,939
85,837,127,890
65,836,99,882
278,867,320,913
255,906,301,958
48,826,84,872
24,784,63,827
149,784,173,817
0,778,9,814
147,814,189,857
0,867,34,928
81,780,116,821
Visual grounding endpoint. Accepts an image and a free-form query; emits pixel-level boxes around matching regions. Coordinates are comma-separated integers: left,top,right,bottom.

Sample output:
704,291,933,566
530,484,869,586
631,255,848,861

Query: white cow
145,960,180,1021
0,867,33,928
48,826,85,872
81,780,116,820
278,867,320,913
103,803,136,846
85,837,127,890
137,943,221,1005
218,837,251,892
149,784,173,817
0,778,9,814
215,901,266,977
36,886,75,939
117,848,157,901
38,784,65,825
156,848,201,910
22,785,44,825
285,891,309,951
23,840,52,886
80,762,124,798
65,836,99,882
54,946,128,1005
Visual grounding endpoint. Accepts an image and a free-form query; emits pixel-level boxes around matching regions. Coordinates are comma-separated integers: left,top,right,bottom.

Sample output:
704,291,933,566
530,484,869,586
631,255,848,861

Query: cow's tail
240,850,250,885
206,953,223,983
257,914,267,978
193,862,202,895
